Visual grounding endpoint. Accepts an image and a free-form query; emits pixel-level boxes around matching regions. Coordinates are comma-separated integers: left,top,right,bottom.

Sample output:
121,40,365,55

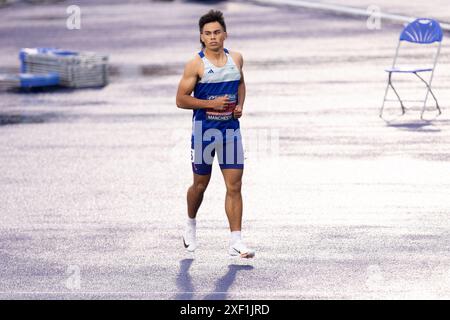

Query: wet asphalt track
0,0,450,299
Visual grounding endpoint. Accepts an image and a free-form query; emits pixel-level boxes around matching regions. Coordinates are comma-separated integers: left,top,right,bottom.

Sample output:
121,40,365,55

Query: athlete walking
176,10,255,258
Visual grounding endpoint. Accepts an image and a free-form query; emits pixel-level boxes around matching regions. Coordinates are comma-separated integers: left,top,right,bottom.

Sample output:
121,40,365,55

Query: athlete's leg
187,172,211,219
183,172,211,252
221,168,243,231
221,168,254,258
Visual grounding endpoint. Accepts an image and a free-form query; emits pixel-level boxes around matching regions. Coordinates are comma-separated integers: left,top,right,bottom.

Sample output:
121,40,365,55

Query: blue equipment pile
0,48,109,91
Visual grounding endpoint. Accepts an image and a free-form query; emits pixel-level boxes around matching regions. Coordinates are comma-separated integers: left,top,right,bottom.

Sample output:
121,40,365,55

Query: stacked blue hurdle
0,48,109,91
19,48,109,88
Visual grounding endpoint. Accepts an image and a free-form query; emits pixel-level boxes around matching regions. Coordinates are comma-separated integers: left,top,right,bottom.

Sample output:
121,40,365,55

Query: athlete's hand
209,96,230,111
233,105,243,119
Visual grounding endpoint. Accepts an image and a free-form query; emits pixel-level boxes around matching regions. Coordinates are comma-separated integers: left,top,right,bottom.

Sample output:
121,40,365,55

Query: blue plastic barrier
19,72,60,88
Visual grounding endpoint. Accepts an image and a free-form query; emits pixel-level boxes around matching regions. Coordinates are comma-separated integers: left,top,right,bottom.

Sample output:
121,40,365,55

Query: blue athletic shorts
191,134,244,175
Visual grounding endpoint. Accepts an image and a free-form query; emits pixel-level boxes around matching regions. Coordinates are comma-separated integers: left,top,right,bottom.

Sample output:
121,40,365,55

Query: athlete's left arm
233,52,246,119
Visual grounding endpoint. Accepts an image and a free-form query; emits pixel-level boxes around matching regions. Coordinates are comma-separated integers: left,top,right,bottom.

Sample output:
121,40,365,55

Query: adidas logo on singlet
208,69,214,74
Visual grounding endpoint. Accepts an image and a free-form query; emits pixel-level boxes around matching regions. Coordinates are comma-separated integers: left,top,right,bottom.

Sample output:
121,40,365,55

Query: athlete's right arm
176,59,229,110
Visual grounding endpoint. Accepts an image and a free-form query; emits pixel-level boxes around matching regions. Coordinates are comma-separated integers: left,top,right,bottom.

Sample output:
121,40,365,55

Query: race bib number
206,94,237,121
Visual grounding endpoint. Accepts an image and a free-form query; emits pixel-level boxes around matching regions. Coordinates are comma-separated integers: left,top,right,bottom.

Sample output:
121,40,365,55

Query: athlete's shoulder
186,53,203,67
228,50,243,68
184,54,203,75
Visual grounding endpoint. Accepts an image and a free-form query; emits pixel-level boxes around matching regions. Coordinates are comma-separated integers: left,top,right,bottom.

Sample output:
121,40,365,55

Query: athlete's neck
204,47,225,61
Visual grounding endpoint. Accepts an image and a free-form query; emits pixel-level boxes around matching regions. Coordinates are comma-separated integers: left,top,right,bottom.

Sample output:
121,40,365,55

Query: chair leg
414,72,441,119
380,79,390,118
388,73,406,115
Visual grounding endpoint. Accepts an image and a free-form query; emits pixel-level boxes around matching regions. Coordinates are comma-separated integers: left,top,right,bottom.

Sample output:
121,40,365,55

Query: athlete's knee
226,180,242,195
191,181,209,194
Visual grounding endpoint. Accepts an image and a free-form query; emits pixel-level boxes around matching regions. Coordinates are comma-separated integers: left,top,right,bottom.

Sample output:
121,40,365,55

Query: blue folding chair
380,18,444,120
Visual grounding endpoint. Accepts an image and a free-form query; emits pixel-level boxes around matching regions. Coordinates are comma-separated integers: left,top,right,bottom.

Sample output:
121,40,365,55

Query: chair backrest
400,18,443,44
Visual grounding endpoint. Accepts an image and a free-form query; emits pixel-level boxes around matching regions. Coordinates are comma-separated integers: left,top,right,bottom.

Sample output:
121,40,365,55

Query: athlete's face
201,22,227,50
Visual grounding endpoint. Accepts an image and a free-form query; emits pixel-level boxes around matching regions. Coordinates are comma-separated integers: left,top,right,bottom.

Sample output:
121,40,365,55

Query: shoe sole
229,248,255,259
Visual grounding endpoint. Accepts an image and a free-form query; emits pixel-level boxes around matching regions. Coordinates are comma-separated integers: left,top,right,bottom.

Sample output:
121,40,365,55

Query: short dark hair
198,10,226,48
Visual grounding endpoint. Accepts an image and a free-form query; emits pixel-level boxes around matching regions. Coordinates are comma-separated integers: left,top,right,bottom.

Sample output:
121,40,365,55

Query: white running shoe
229,240,255,259
183,228,197,252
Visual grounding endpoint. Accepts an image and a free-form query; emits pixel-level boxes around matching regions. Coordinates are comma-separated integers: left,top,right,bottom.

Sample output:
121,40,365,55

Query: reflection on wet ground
202,265,255,300
0,112,60,126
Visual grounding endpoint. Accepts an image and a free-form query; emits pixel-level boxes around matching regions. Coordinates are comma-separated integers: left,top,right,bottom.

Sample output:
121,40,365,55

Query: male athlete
176,10,255,258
